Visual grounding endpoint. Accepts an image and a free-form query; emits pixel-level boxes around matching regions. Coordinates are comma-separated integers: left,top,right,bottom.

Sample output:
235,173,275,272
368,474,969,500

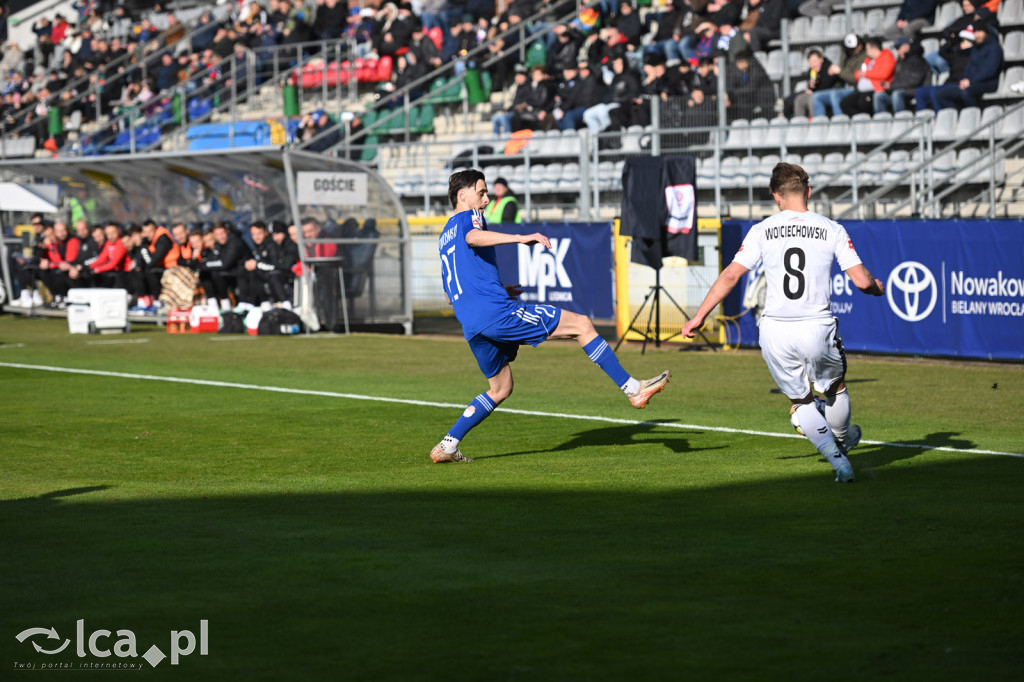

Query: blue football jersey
438,209,516,338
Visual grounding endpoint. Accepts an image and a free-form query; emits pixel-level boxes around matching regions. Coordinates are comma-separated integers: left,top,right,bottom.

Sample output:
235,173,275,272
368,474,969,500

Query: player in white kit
681,163,885,482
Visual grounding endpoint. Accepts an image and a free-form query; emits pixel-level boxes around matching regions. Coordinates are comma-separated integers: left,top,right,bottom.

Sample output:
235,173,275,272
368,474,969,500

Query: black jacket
889,45,931,93
616,13,642,45
507,80,532,112
202,234,246,273
523,78,556,113
805,57,840,92
547,32,583,73
575,71,608,109
274,237,300,272
249,239,282,274
556,75,582,110
652,8,685,41
610,68,642,106
142,233,175,270
74,237,102,268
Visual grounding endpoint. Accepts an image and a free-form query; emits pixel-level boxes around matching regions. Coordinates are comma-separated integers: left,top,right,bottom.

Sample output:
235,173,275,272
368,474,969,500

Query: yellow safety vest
484,195,522,224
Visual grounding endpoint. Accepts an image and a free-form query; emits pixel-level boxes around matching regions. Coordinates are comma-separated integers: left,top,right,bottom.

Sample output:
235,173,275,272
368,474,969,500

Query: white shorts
758,316,847,400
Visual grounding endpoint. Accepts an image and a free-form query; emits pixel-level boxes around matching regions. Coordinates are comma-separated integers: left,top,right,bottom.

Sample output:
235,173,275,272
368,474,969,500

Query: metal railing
363,101,1019,221
65,38,353,156
836,100,1024,219
0,18,211,153
297,6,582,154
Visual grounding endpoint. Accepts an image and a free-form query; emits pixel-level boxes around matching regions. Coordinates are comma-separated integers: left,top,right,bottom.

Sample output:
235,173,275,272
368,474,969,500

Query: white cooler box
68,288,131,334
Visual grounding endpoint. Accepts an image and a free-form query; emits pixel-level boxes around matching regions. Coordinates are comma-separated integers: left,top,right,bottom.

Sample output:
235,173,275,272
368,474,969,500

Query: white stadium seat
747,118,770,150
973,105,1002,140
824,115,851,145
954,147,983,183
801,152,823,177
826,14,846,41
997,102,1024,138
863,9,886,35
933,2,960,32
821,151,847,185
559,162,581,191
847,112,871,143
755,154,780,186
1002,31,1024,61
863,112,892,144
999,0,1023,25
723,119,750,150
719,156,742,187
954,106,981,138
931,107,958,142
885,150,911,184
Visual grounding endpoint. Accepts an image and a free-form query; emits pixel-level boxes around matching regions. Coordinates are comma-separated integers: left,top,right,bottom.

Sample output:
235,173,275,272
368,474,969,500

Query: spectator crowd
9,212,302,315
0,0,1019,156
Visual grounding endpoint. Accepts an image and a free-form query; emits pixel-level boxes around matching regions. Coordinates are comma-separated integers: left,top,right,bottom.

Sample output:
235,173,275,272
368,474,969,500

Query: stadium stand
0,0,1020,221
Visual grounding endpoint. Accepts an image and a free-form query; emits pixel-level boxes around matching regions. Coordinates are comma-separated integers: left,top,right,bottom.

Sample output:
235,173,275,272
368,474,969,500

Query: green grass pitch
1,317,1022,680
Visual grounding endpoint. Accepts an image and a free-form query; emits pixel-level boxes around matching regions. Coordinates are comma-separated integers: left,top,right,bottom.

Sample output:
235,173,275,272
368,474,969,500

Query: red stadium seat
374,56,393,82
300,64,323,89
324,62,343,86
353,57,370,82
428,27,443,50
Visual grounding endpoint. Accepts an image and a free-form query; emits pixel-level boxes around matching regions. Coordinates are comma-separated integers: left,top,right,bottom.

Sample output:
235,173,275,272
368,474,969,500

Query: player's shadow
855,431,978,470
779,431,977,470
15,485,112,504
483,420,723,459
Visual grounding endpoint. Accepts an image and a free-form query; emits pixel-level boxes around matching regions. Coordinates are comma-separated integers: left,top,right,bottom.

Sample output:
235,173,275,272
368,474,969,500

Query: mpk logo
518,238,572,301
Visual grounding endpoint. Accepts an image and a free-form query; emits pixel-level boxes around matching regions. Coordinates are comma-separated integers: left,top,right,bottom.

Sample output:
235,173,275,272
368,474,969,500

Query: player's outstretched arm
465,229,551,249
682,261,749,338
845,264,885,296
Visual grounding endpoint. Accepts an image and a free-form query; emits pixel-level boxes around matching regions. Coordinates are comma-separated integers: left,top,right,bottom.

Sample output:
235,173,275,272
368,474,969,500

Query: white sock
621,377,640,396
440,434,460,454
795,402,849,472
825,389,851,444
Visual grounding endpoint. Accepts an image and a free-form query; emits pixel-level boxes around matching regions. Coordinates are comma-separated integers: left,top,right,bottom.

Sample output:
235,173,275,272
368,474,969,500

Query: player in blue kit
430,169,671,463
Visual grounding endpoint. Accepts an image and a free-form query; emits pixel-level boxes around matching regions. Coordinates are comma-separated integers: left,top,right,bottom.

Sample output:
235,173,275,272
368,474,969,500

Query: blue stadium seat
186,121,272,150
102,124,162,153
188,98,213,121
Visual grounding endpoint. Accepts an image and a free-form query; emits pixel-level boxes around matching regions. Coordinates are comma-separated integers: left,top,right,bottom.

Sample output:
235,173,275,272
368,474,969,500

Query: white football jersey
733,209,862,320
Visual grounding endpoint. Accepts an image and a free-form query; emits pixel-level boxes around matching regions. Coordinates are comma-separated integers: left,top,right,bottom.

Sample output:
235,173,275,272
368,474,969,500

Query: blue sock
582,336,632,389
448,392,497,440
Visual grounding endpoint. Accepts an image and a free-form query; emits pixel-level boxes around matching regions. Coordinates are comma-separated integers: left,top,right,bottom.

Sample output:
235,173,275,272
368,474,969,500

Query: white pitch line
0,343,26,349
85,338,151,346
1,361,1022,459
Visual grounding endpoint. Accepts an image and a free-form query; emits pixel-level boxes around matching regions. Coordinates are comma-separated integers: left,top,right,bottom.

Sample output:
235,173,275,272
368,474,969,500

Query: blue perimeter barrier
722,219,1024,361
490,222,614,320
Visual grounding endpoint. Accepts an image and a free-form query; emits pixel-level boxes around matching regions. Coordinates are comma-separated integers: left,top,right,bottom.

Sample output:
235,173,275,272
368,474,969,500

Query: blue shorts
467,304,562,378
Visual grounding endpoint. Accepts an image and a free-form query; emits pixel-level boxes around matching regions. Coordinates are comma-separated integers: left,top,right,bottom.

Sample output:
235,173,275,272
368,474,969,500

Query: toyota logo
887,261,937,322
